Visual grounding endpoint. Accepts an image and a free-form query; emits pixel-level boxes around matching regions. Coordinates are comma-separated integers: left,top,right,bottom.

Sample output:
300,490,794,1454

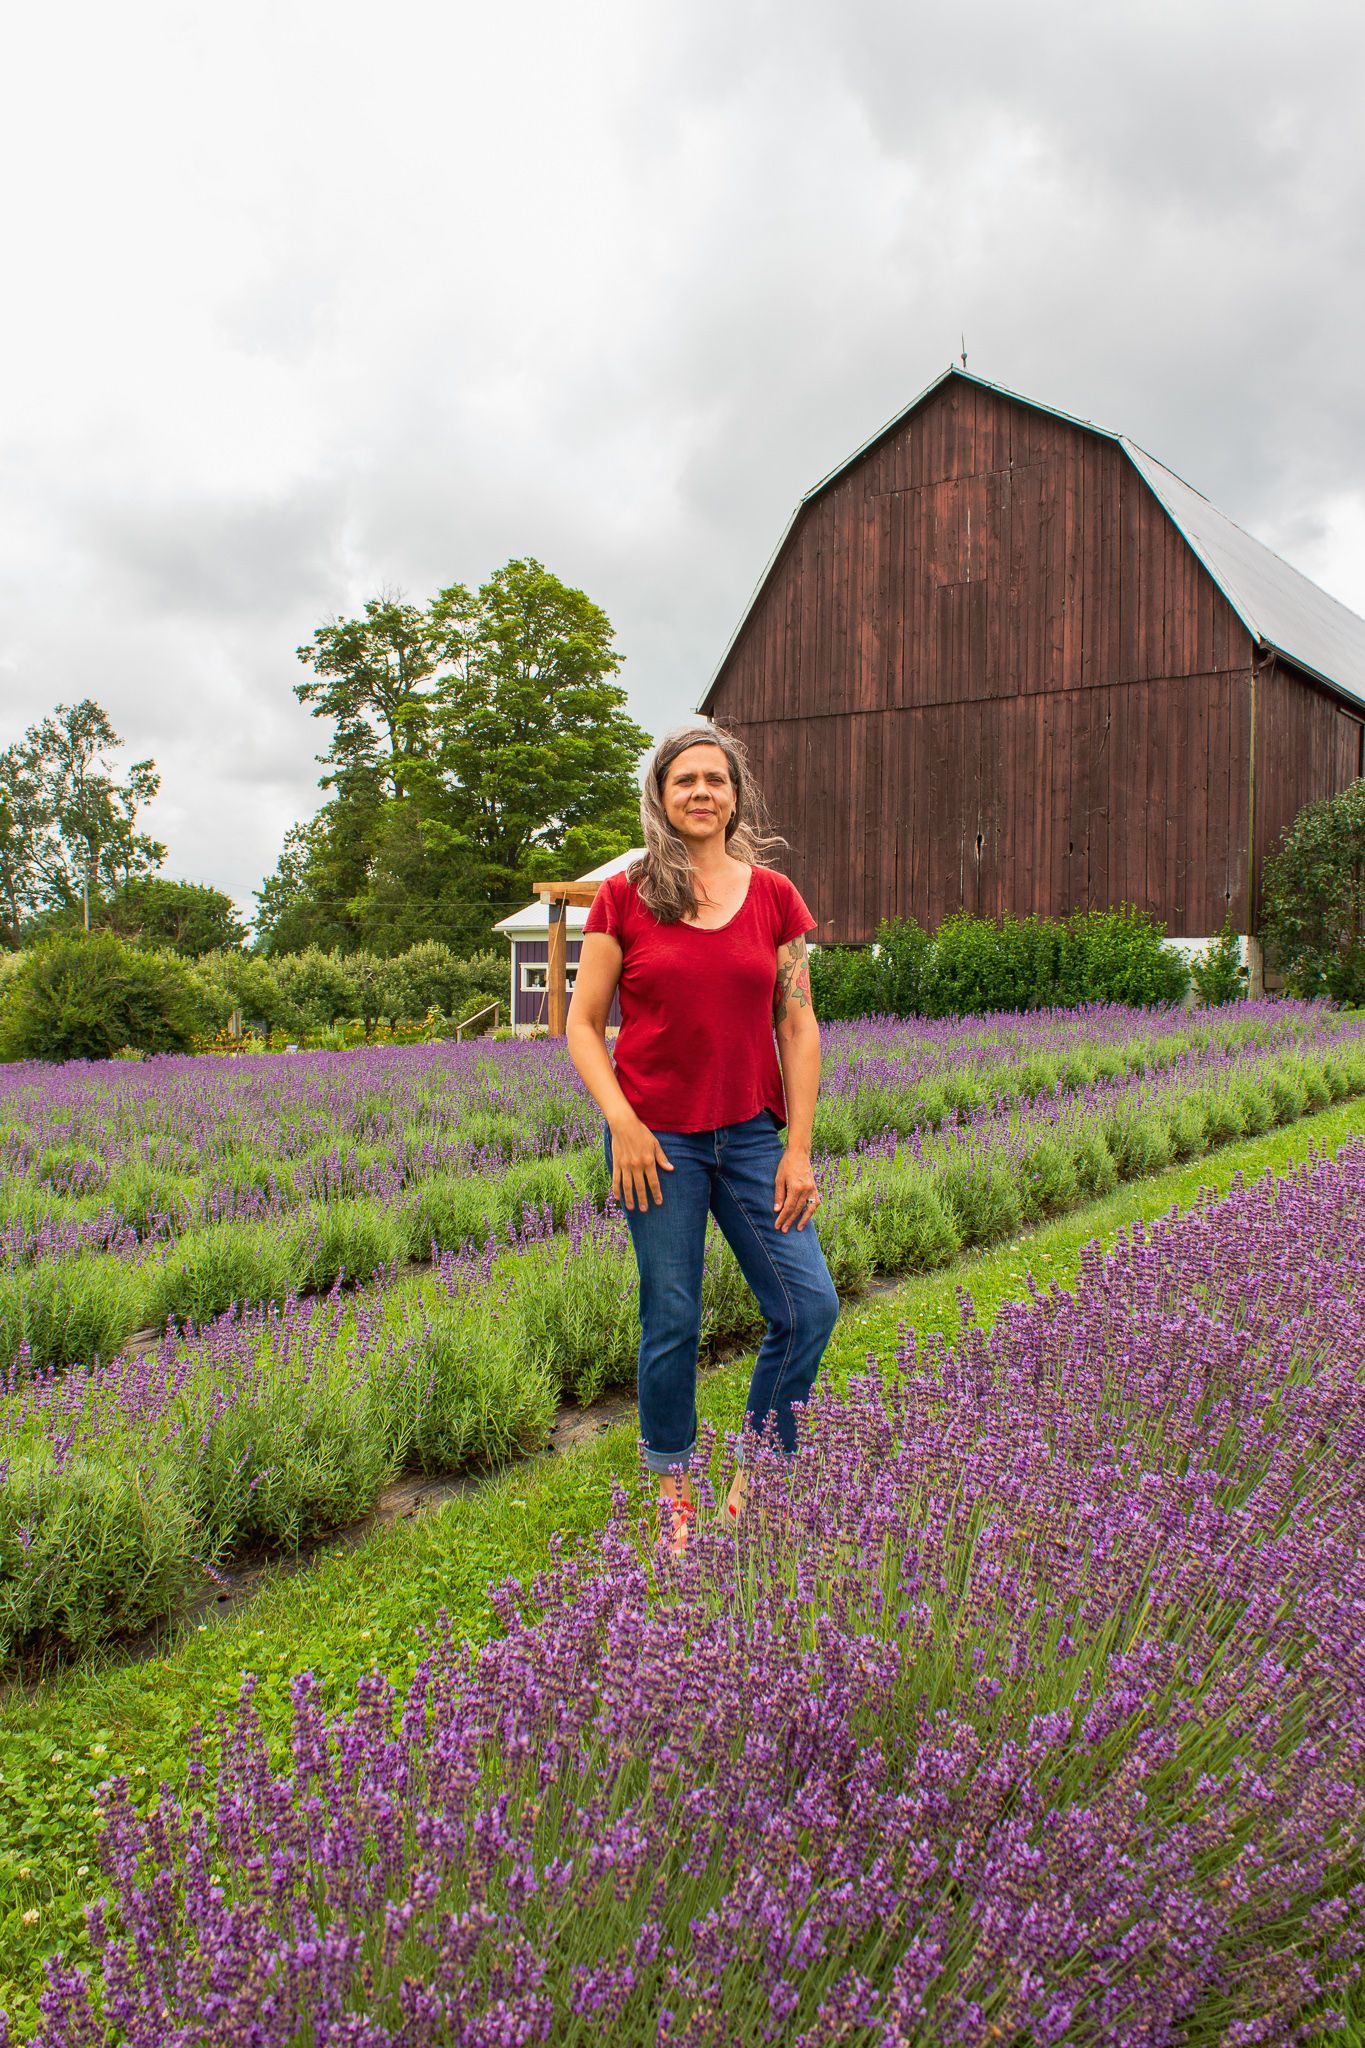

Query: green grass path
3,1096,1365,2028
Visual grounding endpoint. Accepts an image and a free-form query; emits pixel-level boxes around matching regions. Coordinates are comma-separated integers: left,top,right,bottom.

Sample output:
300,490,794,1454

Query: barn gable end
699,369,1365,946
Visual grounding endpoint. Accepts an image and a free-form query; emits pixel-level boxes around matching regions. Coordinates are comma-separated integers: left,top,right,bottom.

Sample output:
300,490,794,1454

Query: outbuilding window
521,961,578,993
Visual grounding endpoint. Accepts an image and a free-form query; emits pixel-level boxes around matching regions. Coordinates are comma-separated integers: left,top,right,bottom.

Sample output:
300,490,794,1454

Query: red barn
698,368,1365,981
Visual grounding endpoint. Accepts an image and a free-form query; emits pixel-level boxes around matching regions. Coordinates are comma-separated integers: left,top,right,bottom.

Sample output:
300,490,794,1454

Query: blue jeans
605,1110,840,1475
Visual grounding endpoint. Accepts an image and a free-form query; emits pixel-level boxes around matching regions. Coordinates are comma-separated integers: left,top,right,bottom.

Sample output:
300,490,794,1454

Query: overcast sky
4,0,1364,924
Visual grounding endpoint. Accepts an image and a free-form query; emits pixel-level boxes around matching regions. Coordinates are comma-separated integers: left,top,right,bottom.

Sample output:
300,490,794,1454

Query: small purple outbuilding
491,849,642,1035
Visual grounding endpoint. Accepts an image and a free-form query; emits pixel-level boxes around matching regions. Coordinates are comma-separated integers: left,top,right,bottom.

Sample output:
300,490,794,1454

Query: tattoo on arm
774,936,813,1026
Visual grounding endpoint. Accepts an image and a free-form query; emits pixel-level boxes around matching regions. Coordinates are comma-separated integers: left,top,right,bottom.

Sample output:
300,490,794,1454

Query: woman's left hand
774,1146,820,1233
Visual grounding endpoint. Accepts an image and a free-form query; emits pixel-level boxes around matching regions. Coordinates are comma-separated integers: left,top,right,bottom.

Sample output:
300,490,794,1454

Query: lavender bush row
4,1034,1365,1661
3,1016,1365,1383
20,1144,1365,2045
0,1006,1343,1259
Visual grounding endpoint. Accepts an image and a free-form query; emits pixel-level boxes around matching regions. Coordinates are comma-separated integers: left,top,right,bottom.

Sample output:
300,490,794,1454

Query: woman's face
661,742,737,848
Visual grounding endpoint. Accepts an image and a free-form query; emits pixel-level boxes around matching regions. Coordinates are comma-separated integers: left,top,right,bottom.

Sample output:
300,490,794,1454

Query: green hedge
0,934,511,1060
809,907,1191,1020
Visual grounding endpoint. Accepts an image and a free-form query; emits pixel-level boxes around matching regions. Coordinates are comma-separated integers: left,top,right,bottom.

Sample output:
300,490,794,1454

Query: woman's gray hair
630,721,787,923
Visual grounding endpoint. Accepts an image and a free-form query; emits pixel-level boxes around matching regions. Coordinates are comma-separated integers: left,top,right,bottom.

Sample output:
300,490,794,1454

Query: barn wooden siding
1251,659,1364,927
704,379,1358,943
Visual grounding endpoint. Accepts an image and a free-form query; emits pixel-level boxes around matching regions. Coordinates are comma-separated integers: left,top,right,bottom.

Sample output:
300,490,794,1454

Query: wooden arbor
531,879,600,1035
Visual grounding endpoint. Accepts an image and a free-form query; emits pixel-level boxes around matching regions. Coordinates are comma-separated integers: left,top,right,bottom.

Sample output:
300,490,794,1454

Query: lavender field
20,1139,1365,2044
0,1002,1361,1378
5,1003,1365,1663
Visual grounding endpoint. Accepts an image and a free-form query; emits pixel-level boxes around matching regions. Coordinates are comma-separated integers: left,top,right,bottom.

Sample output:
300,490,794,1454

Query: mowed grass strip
2,1094,1365,2031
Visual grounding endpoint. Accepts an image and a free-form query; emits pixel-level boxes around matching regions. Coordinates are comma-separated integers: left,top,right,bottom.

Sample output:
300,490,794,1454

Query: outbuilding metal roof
491,848,645,938
698,367,1365,713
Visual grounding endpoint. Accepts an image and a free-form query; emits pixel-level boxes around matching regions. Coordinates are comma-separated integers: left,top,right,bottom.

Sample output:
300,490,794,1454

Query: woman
567,721,840,1554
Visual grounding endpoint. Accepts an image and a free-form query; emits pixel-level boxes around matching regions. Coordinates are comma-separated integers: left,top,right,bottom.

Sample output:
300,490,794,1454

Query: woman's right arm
566,932,673,1209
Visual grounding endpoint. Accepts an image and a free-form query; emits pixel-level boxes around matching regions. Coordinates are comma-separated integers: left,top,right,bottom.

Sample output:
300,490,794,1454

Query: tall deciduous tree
431,558,648,914
268,560,650,954
295,593,446,801
0,701,165,944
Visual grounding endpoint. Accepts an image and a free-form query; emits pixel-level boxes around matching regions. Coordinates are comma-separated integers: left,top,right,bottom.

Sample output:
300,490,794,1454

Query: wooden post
546,898,568,1036
532,878,602,1036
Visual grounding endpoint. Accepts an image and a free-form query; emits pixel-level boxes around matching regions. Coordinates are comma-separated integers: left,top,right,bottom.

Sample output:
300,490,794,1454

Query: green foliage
189,950,300,1034
97,877,247,957
811,906,1189,1020
259,561,652,956
0,700,164,948
842,1164,962,1273
0,1257,145,1375
512,1236,642,1407
399,1307,559,1472
934,1157,1024,1247
146,1223,299,1331
1053,907,1190,1008
1262,779,1365,1003
1190,917,1249,1006
0,931,205,1063
0,1452,190,1659
929,912,1061,1018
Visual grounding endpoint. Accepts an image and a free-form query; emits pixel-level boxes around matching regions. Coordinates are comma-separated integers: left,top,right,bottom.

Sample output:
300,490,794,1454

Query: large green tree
99,878,247,957
263,560,649,954
430,559,647,912
0,702,165,945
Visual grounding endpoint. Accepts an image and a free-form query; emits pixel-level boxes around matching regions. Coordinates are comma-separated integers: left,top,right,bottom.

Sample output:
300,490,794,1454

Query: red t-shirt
583,863,815,1133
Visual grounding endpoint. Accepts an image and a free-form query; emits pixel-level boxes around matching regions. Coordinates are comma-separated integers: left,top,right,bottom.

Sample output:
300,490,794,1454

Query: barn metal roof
1117,438,1365,707
698,367,1365,713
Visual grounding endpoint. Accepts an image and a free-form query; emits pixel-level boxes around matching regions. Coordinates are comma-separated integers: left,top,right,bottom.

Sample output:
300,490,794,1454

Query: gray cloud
2,0,1364,923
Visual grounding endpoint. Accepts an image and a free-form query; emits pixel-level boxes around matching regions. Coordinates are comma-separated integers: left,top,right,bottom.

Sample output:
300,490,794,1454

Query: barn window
521,961,578,993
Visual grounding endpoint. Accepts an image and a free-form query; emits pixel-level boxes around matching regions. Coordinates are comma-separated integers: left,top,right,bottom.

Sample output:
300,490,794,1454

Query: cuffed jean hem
643,1440,697,1476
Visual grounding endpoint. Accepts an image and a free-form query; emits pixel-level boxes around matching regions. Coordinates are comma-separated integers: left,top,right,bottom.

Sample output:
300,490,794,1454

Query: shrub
0,1452,191,1658
810,907,1188,1021
1015,1134,1080,1222
1193,1085,1246,1148
401,1306,558,1472
1054,907,1190,1008
1101,1105,1171,1180
1261,779,1365,1002
934,1156,1024,1247
0,932,205,1062
512,1229,642,1406
268,949,361,1029
1190,917,1249,1006
1,1256,146,1375
287,1201,403,1294
146,1222,298,1329
1165,1097,1208,1160
400,1173,501,1261
842,1164,961,1273
927,912,1060,1019
807,944,888,1022
1071,1129,1119,1200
